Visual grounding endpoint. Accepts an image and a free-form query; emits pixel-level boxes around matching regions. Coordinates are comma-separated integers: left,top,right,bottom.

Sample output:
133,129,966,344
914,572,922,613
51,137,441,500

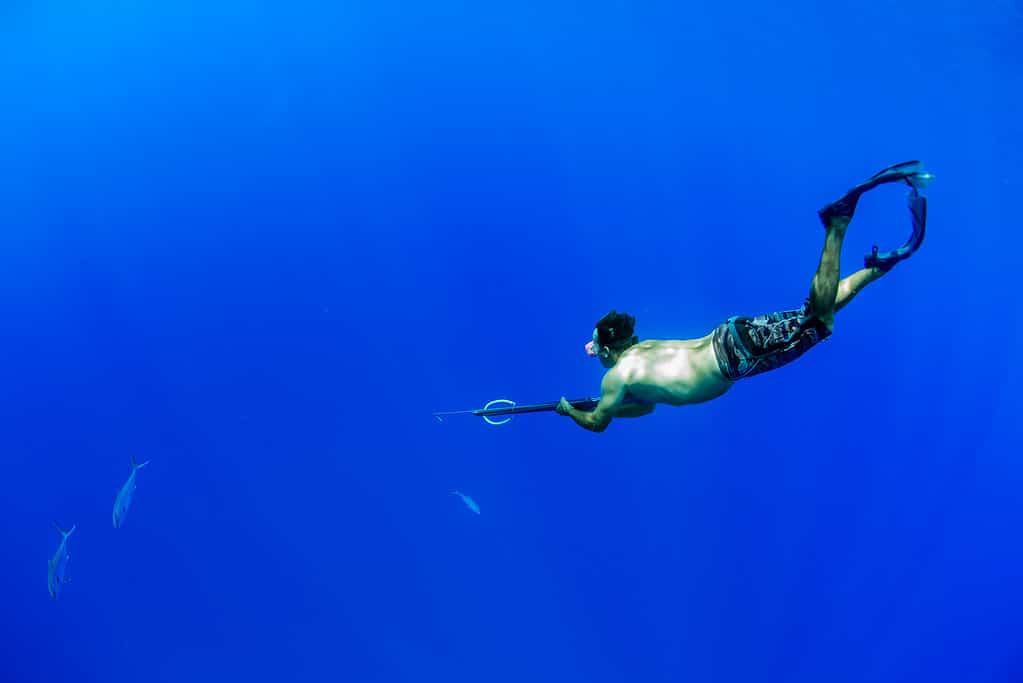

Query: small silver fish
451,489,480,515
113,455,151,529
47,521,75,600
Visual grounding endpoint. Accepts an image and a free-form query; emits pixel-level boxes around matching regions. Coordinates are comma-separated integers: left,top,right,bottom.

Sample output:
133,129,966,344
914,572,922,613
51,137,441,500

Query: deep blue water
2,1,1021,681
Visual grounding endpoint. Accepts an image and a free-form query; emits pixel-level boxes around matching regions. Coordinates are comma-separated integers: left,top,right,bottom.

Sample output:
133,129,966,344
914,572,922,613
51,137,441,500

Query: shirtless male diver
556,160,931,433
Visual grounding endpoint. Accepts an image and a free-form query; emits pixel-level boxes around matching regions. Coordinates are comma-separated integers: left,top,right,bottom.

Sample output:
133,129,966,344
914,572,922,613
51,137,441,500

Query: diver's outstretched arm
557,372,629,432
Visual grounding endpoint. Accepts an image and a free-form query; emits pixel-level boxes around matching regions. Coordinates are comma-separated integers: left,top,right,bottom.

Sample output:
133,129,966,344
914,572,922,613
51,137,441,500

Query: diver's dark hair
595,310,638,350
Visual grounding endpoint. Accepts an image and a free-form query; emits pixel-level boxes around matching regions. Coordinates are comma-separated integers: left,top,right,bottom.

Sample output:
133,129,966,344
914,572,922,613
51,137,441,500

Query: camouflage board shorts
712,300,832,381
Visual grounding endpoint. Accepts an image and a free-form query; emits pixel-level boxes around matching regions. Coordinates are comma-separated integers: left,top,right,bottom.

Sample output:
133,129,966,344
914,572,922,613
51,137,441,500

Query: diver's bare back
613,335,732,407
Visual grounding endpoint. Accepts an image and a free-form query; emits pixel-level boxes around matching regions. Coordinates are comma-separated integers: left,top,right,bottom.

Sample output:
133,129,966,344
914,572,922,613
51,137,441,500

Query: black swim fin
864,187,927,272
818,160,929,227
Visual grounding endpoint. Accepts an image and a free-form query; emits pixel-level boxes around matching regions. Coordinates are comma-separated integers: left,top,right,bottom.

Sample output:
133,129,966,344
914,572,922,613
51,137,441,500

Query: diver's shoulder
610,351,645,380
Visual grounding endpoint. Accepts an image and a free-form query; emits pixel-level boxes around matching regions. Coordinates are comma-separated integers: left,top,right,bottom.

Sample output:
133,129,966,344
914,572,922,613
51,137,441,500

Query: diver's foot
864,246,902,273
817,192,860,228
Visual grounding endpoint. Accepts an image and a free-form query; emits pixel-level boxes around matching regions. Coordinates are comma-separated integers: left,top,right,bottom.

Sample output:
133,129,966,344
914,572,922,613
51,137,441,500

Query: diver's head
584,310,638,367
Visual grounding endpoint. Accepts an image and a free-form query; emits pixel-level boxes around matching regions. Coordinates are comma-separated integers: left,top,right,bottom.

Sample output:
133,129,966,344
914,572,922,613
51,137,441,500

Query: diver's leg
834,267,886,313
807,217,848,330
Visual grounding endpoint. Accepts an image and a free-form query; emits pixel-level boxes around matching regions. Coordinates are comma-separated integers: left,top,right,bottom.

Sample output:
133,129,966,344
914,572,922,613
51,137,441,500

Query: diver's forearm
565,407,606,432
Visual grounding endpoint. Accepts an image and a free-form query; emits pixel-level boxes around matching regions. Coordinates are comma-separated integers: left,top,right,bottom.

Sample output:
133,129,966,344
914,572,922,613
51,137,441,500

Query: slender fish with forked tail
47,521,75,600
113,455,150,529
450,489,480,515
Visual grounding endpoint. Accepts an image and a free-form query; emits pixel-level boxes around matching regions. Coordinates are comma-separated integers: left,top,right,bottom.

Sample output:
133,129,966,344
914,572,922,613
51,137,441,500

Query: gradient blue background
2,1,1021,681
